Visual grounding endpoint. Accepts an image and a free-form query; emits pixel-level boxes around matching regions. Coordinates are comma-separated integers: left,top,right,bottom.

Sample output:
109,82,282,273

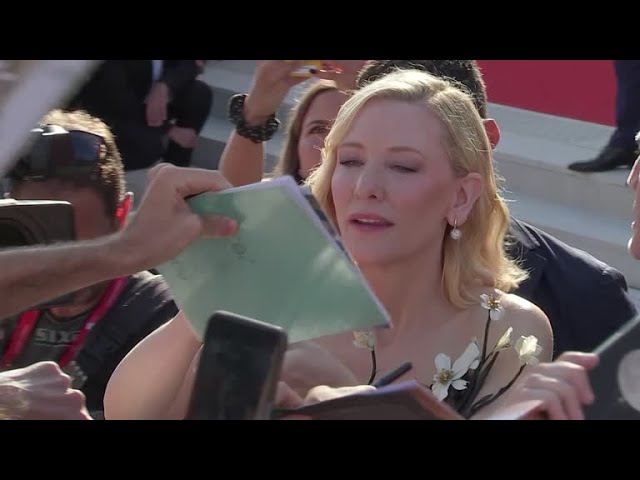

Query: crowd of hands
1,163,605,420
4,60,637,420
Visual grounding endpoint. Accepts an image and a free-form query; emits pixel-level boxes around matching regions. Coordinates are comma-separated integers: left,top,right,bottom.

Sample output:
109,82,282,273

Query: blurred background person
68,60,213,202
3,109,179,417
219,60,368,187
569,60,640,172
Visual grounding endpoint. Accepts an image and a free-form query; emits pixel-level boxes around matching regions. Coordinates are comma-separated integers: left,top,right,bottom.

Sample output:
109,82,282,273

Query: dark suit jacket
71,60,203,120
68,60,203,169
508,218,637,358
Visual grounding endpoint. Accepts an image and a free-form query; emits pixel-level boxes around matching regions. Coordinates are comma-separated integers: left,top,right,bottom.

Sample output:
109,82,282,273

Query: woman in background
219,60,367,186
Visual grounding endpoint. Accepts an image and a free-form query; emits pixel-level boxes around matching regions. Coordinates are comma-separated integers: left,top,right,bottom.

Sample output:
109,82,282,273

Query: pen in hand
372,361,413,388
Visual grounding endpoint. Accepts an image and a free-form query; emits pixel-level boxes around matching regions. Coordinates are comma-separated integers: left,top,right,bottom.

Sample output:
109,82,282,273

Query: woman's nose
354,165,384,200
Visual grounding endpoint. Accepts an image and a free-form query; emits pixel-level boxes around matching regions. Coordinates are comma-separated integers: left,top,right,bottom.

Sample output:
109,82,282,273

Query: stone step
492,103,632,224
506,190,640,288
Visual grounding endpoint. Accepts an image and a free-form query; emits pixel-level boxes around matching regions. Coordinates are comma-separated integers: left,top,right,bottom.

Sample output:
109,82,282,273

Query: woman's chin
349,249,398,268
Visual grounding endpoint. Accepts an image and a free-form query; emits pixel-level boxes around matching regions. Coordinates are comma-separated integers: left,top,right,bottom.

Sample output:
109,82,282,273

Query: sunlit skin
297,89,348,179
11,180,119,317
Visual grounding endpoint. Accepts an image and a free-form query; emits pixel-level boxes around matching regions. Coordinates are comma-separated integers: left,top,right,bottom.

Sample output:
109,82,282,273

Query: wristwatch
227,93,280,143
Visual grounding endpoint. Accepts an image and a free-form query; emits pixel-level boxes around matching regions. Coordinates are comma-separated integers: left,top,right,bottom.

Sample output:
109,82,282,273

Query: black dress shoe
568,146,638,172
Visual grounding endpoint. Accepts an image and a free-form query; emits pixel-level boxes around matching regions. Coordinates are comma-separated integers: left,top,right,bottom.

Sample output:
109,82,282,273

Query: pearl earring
450,218,462,240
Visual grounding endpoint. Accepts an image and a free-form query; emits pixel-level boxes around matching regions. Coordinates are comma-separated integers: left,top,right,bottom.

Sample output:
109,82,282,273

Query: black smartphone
186,311,288,420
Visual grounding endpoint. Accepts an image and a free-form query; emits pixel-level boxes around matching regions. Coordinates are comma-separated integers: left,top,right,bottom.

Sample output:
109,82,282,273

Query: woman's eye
309,125,329,135
391,165,417,173
338,158,362,167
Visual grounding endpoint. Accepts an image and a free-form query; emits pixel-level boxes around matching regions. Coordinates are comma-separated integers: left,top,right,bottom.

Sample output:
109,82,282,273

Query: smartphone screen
186,311,288,420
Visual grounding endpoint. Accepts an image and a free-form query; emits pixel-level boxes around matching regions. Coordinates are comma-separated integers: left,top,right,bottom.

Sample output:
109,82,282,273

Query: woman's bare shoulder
497,291,553,362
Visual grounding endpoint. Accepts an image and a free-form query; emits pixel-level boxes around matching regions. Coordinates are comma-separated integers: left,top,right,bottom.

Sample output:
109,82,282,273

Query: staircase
193,60,640,295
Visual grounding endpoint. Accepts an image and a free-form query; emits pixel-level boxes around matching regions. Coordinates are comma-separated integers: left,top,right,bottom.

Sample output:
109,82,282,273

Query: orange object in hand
289,60,322,78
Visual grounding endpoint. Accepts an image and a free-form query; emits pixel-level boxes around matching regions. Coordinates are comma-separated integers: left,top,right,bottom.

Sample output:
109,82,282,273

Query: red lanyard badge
1,277,127,369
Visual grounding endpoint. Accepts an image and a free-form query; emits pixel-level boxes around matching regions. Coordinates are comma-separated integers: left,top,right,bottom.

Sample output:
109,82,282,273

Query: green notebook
156,176,391,343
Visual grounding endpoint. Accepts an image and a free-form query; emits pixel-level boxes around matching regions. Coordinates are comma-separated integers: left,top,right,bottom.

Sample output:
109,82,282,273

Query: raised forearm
218,130,267,187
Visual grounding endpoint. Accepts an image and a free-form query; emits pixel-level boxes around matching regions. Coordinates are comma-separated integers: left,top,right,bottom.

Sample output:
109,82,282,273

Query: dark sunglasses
10,124,105,181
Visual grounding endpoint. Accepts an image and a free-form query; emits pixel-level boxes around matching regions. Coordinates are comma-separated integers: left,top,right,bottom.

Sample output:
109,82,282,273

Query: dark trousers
611,60,640,151
106,79,213,170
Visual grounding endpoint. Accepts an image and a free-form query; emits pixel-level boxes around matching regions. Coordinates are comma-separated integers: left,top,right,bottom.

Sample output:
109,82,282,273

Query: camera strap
1,277,128,369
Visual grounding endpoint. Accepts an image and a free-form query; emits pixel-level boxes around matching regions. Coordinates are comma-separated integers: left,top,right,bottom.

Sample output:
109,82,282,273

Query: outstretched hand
116,165,238,273
491,352,599,420
243,61,309,125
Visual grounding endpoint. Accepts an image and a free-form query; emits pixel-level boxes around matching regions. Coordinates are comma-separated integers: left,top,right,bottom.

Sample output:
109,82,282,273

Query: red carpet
477,60,616,126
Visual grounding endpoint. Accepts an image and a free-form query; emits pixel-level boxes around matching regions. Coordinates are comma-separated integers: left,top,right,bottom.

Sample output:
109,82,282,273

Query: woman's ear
483,118,501,150
448,172,482,226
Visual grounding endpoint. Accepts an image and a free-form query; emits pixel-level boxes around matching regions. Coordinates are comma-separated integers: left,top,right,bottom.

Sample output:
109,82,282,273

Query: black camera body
0,199,77,309
0,199,75,247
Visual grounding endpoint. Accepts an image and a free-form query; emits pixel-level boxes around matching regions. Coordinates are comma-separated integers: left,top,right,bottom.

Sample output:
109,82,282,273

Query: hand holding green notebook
156,176,391,343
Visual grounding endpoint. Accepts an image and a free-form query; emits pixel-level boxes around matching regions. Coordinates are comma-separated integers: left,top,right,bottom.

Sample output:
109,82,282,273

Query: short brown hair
15,109,125,218
357,60,488,119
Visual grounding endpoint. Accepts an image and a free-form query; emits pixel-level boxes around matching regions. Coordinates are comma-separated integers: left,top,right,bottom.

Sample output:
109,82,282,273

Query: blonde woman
104,70,598,420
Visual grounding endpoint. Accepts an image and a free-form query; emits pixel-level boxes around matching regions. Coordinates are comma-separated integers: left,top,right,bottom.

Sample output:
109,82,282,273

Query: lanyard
1,277,127,369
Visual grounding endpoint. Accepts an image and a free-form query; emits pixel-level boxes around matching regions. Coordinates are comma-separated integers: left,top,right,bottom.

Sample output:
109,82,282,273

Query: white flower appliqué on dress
431,340,480,401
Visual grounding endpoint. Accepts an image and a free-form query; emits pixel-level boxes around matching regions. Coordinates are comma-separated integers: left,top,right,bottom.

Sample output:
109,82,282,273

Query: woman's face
331,98,462,267
297,89,348,180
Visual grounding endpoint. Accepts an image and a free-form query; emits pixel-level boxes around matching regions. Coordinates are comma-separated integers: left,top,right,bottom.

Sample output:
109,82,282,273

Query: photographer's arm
0,165,237,320
0,236,130,320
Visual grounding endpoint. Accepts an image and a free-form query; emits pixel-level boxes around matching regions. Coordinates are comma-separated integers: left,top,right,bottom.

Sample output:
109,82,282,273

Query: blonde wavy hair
307,69,527,308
